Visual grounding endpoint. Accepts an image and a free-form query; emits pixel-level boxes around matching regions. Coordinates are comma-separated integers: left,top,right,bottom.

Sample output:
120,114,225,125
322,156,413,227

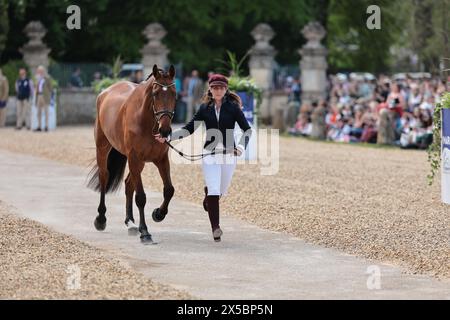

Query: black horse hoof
152,208,166,222
140,234,153,244
94,217,106,231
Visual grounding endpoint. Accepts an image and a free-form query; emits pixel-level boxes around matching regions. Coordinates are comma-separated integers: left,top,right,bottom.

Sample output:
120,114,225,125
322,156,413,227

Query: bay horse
88,64,176,244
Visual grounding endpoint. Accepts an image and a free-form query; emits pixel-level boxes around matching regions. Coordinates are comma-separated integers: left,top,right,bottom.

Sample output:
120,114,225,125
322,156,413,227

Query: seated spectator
350,106,364,139
419,96,434,112
360,116,378,143
289,113,312,137
327,116,352,143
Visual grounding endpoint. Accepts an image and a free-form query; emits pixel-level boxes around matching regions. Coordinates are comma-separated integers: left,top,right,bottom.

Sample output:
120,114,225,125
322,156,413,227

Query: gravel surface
0,126,449,280
0,200,192,299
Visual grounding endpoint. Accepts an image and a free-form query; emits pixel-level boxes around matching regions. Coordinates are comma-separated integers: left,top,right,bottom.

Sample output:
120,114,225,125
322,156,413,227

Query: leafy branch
215,50,250,77
427,92,450,185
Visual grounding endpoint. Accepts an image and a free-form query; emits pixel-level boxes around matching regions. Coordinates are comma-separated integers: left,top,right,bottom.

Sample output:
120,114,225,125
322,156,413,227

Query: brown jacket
0,76,9,101
35,76,53,105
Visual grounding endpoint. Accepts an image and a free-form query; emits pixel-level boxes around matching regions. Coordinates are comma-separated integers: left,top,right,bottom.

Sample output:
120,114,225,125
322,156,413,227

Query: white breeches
202,153,237,196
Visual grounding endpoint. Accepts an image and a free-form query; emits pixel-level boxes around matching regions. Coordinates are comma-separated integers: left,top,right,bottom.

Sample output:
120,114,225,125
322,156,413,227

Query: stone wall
57,88,97,125
270,90,291,130
3,88,97,126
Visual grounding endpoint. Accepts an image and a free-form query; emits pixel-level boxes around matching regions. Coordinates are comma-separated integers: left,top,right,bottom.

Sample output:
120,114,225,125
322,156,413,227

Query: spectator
183,70,204,121
386,83,405,115
0,68,9,127
69,67,83,88
15,68,34,130
360,116,377,143
34,65,53,132
408,84,421,111
288,78,302,103
290,112,311,137
419,95,434,112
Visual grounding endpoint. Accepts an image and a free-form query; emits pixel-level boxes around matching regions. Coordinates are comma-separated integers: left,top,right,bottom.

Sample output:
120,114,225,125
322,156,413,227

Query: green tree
0,0,8,59
2,0,318,75
412,0,450,74
326,0,402,73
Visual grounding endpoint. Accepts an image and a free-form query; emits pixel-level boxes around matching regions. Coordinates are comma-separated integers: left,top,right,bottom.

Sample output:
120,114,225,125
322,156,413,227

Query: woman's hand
154,133,168,144
233,147,242,156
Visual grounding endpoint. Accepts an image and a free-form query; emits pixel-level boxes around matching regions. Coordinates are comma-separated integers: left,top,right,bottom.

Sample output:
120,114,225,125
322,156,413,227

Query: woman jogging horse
154,73,252,242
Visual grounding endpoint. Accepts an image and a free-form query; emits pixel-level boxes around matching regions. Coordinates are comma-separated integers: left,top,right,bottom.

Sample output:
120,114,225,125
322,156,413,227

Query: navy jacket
171,96,252,151
16,78,32,100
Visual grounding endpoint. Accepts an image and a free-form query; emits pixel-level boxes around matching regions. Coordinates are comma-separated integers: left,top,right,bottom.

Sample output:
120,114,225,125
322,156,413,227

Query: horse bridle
148,74,236,160
152,81,176,123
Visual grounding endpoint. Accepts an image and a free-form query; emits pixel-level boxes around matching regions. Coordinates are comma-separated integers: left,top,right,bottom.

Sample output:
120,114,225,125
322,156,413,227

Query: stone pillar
377,109,396,145
19,21,51,75
249,23,277,124
310,103,327,139
298,22,328,106
141,23,169,77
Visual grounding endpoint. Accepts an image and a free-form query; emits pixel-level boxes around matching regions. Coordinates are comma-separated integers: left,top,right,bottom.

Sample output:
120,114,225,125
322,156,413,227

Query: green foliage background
0,0,448,76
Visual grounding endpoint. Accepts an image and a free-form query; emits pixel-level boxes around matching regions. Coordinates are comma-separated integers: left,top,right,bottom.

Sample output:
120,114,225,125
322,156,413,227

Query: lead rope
164,140,233,162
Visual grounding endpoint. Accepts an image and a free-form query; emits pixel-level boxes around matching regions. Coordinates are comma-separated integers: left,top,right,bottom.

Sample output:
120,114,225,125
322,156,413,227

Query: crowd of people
2,62,448,148
288,73,449,149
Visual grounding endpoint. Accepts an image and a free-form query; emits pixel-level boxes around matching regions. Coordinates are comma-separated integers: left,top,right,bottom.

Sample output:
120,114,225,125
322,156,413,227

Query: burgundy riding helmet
208,74,228,88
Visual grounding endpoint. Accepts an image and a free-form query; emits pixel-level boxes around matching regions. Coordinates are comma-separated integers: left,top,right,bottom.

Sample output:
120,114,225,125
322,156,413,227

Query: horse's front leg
124,172,139,236
152,153,174,223
128,153,153,244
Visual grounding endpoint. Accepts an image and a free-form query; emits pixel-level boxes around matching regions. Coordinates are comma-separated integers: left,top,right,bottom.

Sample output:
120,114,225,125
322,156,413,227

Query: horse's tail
87,148,127,194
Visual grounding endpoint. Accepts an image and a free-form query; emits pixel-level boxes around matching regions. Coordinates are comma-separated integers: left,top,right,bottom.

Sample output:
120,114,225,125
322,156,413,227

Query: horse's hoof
140,234,154,244
152,208,166,222
126,221,139,236
94,217,106,231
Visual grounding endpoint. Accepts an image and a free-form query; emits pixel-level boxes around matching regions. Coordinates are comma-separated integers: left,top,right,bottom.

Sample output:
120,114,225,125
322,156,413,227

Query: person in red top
385,83,405,117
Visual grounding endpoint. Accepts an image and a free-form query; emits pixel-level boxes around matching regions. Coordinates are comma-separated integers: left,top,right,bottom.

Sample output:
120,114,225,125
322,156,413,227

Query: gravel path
0,126,448,280
0,200,192,299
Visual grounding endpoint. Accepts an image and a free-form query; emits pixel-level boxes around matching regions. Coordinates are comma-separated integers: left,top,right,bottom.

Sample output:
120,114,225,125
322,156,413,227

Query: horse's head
150,64,176,138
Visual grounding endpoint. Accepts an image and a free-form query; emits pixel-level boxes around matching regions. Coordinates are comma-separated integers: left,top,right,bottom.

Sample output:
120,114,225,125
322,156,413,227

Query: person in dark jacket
154,74,252,242
15,68,34,130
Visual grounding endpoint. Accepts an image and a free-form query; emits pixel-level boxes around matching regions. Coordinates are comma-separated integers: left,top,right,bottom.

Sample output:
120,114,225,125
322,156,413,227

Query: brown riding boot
206,195,222,242
203,186,208,212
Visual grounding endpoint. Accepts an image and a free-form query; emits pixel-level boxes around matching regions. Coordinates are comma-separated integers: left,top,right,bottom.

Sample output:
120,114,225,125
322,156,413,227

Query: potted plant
218,51,262,127
93,55,125,94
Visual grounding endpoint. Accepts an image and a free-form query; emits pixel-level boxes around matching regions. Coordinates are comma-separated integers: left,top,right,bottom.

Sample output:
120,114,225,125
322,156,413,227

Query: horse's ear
152,64,160,78
169,65,175,79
